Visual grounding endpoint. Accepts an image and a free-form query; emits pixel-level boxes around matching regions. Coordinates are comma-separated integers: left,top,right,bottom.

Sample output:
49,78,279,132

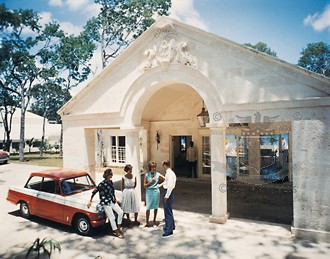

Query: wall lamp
156,130,160,149
197,101,209,127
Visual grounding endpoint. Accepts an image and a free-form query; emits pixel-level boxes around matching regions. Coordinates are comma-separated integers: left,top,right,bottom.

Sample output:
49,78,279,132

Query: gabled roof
58,16,330,115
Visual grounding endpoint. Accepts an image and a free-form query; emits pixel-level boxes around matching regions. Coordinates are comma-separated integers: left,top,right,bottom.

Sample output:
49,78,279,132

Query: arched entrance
120,64,229,224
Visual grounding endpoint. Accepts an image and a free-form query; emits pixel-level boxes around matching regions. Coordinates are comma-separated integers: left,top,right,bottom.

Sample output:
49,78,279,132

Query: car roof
30,169,89,180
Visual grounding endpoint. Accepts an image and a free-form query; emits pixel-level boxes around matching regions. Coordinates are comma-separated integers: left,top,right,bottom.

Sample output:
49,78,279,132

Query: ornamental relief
143,24,197,71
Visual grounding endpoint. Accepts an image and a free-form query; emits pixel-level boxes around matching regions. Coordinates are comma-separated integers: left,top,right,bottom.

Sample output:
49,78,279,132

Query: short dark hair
124,164,133,172
148,161,157,171
103,168,113,179
162,160,170,167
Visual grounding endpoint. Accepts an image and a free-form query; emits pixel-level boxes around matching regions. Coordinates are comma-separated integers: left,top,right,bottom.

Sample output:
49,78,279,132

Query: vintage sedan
0,150,9,164
6,169,106,236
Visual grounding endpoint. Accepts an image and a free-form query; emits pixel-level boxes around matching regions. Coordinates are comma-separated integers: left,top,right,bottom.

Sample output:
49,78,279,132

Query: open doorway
171,135,192,177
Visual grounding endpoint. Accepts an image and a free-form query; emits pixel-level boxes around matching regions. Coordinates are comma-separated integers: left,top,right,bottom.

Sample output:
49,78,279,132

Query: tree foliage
0,4,95,159
298,42,330,77
84,0,171,68
244,42,277,57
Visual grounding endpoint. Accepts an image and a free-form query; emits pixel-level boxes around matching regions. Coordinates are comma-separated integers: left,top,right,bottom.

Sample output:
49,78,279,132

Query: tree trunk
40,107,47,156
19,106,25,162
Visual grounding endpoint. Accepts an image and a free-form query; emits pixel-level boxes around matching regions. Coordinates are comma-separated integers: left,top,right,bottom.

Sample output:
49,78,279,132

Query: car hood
65,189,122,212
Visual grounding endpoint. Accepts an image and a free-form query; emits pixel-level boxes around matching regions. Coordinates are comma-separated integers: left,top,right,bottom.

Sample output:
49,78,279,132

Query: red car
0,150,9,164
6,169,106,236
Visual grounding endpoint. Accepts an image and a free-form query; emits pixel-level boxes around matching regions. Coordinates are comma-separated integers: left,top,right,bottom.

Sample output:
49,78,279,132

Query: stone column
209,124,229,224
291,119,330,242
125,129,142,205
84,128,96,180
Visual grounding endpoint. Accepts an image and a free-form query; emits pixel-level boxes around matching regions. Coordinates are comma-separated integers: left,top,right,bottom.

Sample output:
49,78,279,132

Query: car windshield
61,174,96,195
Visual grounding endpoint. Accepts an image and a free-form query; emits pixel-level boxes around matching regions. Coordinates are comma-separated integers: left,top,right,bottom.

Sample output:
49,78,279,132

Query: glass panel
260,134,289,182
237,136,249,175
118,136,125,146
111,136,116,146
202,136,211,174
40,177,56,193
25,176,43,190
111,146,116,163
118,146,126,163
226,134,237,179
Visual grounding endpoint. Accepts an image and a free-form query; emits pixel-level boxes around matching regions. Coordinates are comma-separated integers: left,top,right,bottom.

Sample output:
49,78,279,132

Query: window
111,136,126,164
202,136,211,174
61,175,95,195
40,177,57,194
260,134,289,181
25,176,43,190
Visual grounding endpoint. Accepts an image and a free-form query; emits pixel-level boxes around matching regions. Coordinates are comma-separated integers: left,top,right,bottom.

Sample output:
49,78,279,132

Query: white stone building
0,108,61,153
58,17,330,242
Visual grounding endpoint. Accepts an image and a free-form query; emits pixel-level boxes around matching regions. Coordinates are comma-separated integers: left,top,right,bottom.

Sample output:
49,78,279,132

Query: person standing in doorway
186,140,198,178
87,168,124,239
161,160,177,238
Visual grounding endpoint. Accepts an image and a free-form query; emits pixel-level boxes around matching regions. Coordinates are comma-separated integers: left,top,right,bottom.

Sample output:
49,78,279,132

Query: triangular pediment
58,17,330,117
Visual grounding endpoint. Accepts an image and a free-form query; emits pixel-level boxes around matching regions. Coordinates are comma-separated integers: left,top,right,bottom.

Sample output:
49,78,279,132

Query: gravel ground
0,163,329,259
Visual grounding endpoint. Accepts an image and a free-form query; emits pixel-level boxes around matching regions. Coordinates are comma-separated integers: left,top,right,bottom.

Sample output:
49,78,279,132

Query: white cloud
59,21,82,35
39,12,53,26
304,4,330,32
169,0,208,31
49,0,63,7
39,11,81,35
66,0,90,11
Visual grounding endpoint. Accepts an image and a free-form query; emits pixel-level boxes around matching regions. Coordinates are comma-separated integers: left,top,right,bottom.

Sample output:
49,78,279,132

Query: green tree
0,5,43,160
1,4,95,159
25,137,34,153
84,0,171,68
30,33,95,156
0,87,18,151
30,81,71,156
244,42,277,57
298,42,330,77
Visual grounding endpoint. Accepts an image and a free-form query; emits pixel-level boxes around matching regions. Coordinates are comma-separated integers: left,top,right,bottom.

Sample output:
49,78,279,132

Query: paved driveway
0,163,329,258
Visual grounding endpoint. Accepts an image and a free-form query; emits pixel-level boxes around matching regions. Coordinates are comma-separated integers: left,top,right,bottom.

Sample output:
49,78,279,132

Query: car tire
20,202,31,218
75,215,92,236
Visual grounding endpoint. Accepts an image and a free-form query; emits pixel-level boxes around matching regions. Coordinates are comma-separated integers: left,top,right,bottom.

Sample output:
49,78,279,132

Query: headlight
96,204,104,213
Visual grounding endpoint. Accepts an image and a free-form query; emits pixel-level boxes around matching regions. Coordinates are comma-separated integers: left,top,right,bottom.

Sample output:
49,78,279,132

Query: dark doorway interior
172,135,192,177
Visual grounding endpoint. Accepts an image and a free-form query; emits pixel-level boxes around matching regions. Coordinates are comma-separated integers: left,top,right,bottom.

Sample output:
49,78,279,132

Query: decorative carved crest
143,23,197,71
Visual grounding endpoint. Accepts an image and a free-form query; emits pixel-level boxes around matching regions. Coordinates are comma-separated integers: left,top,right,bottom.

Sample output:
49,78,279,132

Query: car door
35,177,64,223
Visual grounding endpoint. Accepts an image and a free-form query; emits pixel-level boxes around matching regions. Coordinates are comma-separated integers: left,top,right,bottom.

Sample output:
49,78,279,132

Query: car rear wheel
20,202,31,218
75,215,92,236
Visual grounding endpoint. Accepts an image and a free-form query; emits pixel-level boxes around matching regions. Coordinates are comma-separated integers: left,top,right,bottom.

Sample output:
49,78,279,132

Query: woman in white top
121,164,140,226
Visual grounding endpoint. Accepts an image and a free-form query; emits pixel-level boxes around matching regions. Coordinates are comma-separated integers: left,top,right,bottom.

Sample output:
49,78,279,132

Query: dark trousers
188,161,197,178
163,189,175,234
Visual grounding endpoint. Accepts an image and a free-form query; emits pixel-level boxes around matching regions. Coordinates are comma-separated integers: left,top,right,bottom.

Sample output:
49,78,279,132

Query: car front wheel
75,215,92,236
20,202,31,218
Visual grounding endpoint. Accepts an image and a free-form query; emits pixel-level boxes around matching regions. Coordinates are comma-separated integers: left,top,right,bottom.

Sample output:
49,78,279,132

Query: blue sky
2,0,329,72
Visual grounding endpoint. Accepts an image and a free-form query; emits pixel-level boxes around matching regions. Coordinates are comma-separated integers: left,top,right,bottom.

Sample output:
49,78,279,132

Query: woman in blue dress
144,161,165,227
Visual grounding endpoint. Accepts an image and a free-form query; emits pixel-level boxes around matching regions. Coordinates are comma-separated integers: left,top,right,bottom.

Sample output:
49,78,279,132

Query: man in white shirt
162,160,177,238
186,141,198,178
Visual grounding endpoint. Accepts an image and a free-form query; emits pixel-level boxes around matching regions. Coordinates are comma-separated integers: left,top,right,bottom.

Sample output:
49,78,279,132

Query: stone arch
120,64,222,128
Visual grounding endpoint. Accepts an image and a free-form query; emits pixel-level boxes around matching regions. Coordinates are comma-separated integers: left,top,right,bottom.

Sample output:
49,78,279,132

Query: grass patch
10,153,63,167
9,153,125,175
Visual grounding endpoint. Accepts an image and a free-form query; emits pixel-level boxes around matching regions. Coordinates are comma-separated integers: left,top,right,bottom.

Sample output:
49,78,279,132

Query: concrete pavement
0,163,329,258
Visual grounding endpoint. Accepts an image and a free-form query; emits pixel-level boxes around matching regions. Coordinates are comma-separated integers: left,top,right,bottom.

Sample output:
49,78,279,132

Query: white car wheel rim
22,205,29,215
79,220,88,231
